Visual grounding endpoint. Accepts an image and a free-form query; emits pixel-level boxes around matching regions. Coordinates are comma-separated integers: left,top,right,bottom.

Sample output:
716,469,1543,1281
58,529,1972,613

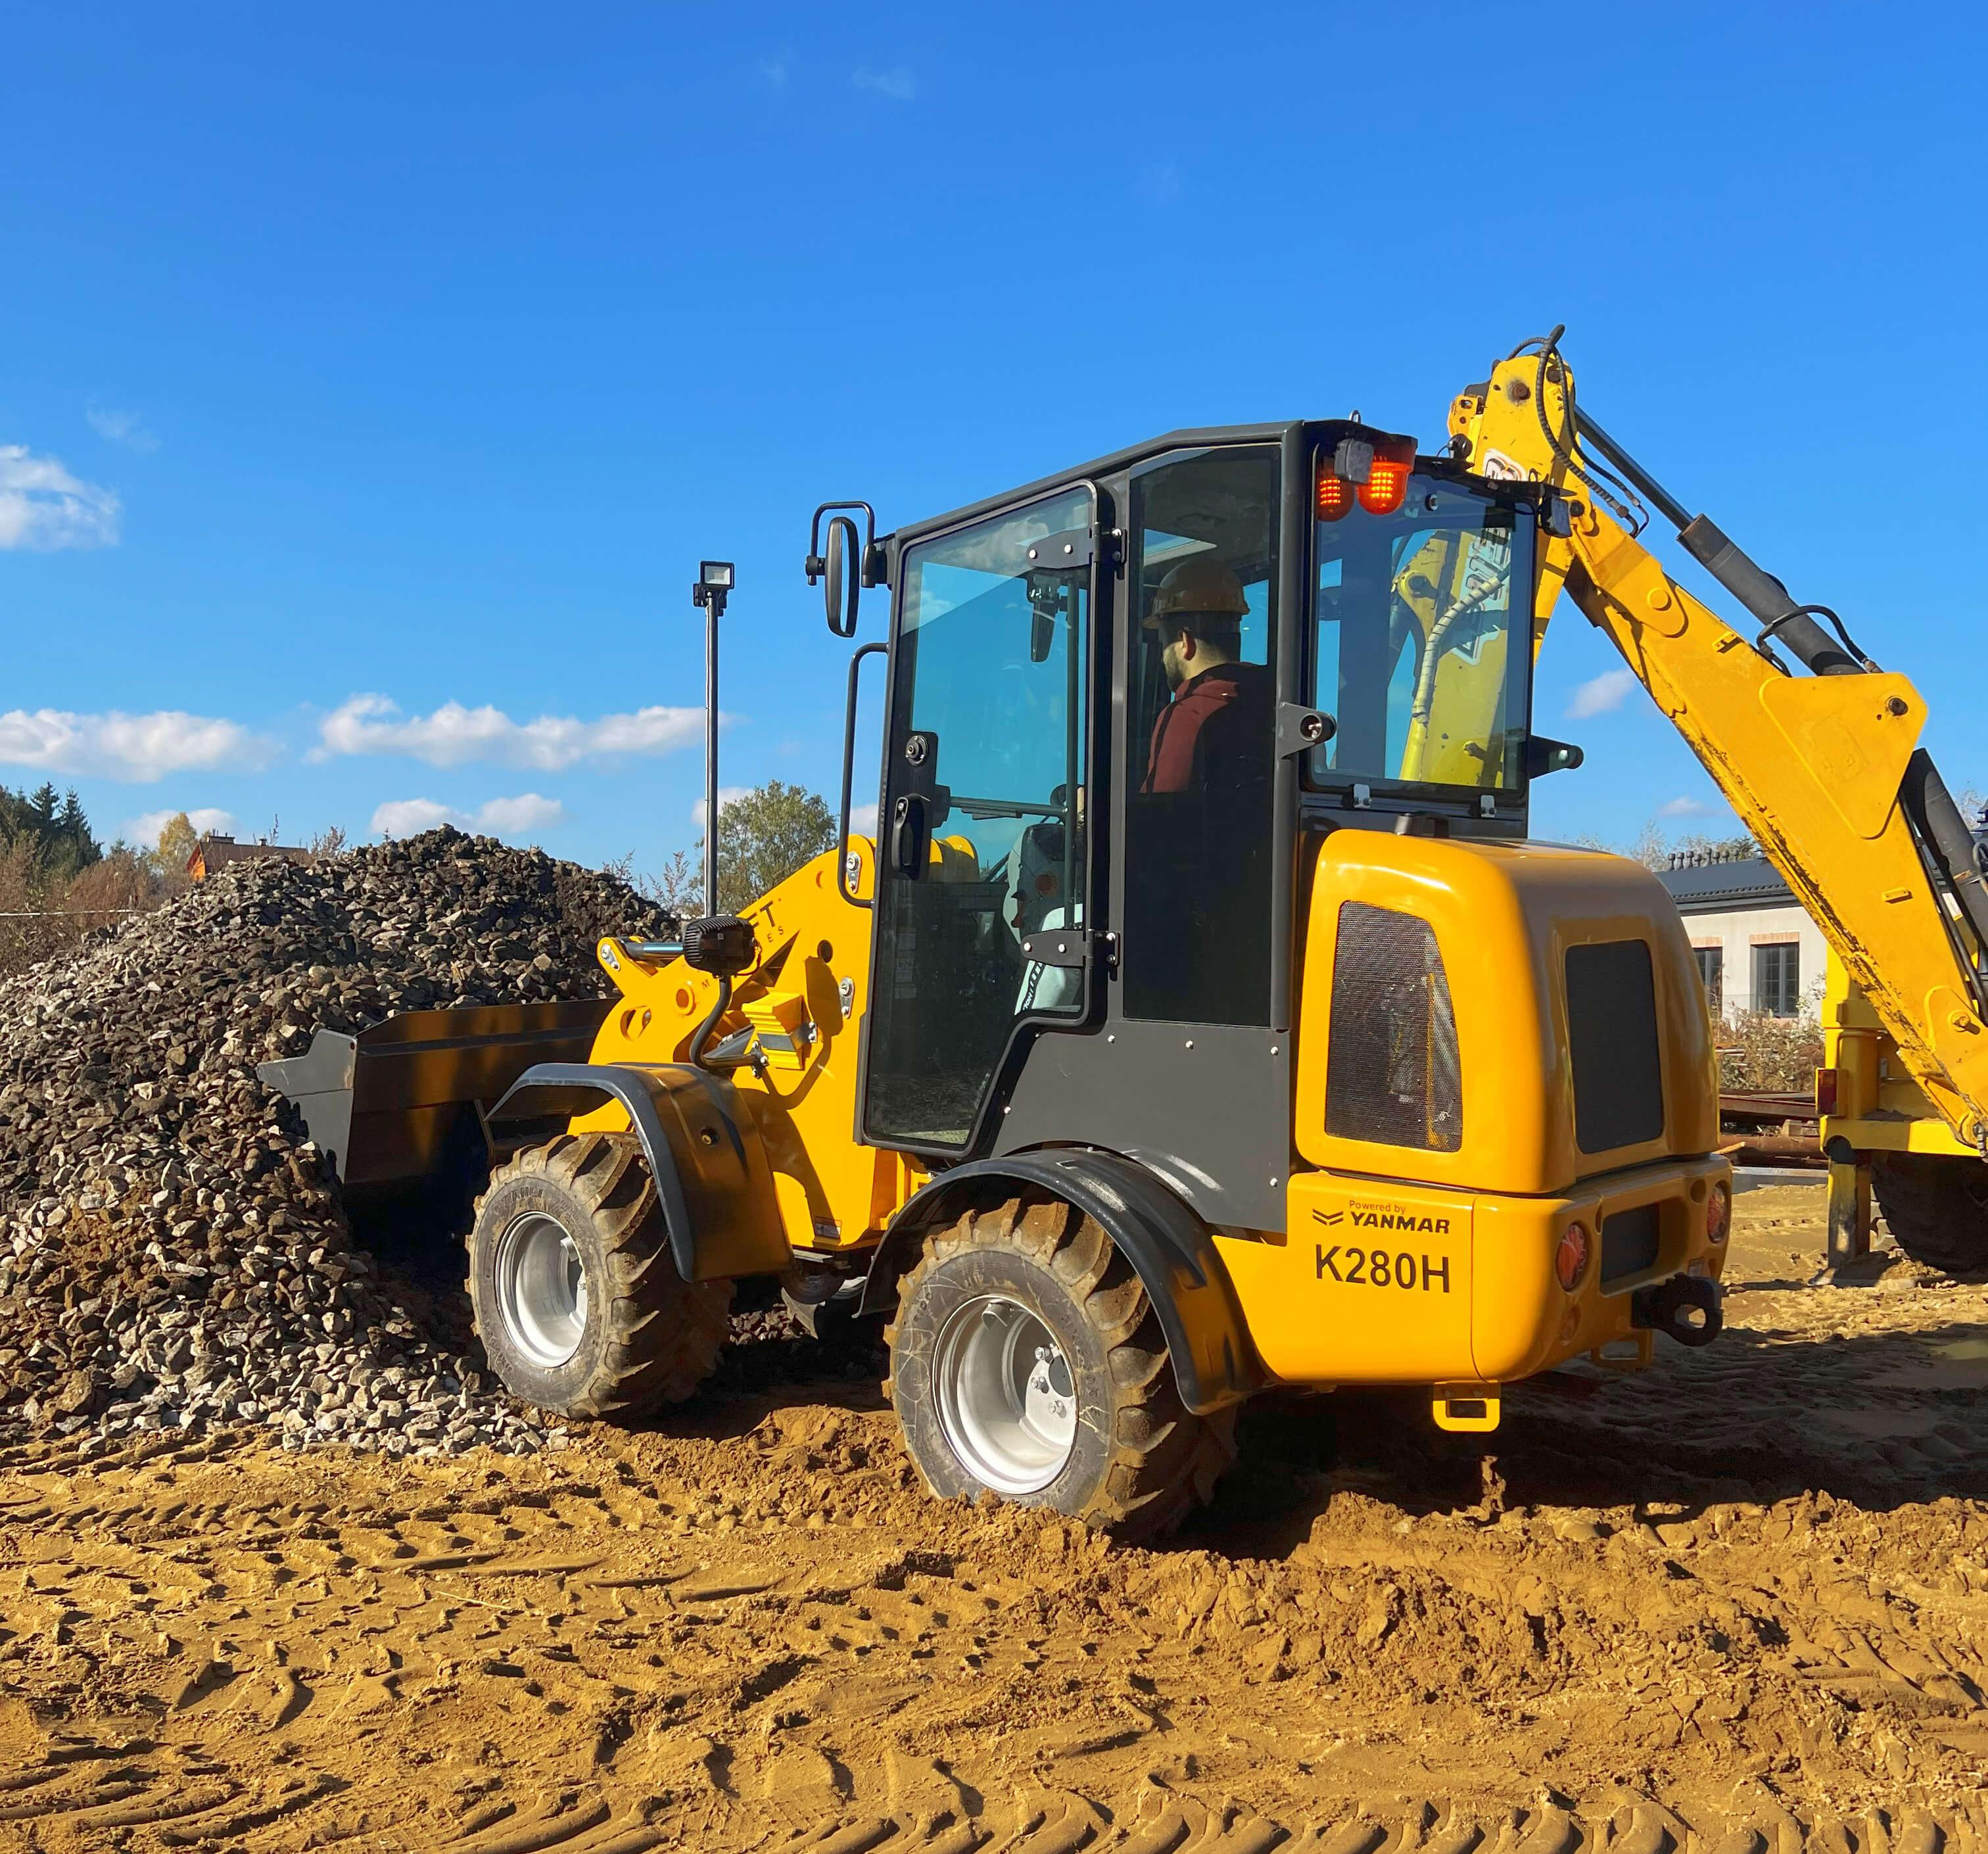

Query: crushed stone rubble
0,827,675,1459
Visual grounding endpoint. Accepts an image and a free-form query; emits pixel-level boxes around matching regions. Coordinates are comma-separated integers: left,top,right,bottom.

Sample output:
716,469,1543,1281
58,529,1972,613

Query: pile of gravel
0,827,673,1458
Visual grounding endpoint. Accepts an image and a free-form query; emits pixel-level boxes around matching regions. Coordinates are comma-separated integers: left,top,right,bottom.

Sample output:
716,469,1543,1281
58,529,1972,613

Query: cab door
860,483,1100,1155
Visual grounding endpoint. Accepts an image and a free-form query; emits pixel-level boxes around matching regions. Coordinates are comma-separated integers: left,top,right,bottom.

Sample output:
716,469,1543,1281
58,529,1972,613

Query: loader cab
855,423,1549,1231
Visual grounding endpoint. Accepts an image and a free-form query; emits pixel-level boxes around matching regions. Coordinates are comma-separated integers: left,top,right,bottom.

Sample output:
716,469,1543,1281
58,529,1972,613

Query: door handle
890,794,930,877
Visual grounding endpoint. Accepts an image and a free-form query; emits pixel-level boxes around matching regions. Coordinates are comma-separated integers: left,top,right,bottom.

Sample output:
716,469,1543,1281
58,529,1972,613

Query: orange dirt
3,1181,1986,1853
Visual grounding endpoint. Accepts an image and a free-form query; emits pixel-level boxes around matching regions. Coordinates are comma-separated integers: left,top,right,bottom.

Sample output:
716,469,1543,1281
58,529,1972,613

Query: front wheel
886,1195,1235,1542
469,1132,734,1417
1871,1152,1988,1275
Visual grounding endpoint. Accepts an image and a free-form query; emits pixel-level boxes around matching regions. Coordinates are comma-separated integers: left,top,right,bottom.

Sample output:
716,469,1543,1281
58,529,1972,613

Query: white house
1655,853,1825,1020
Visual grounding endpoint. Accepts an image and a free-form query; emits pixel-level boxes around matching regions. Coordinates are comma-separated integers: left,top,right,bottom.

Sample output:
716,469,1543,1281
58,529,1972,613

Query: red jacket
1142,662,1272,794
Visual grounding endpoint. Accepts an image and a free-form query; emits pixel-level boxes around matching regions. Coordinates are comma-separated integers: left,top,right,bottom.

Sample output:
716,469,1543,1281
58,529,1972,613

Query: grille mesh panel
1325,901,1462,1152
1566,939,1665,1153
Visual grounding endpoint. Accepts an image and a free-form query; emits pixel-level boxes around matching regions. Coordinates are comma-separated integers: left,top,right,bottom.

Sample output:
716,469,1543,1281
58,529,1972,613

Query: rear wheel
469,1132,733,1417
1871,1152,1988,1275
886,1195,1235,1542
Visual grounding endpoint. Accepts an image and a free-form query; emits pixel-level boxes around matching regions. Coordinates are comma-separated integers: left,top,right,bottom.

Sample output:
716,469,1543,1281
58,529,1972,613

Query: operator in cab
1141,558,1272,793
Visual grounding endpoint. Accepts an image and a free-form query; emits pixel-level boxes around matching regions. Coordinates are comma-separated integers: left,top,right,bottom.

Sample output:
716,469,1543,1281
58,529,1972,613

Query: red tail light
1359,458,1411,515
1555,1222,1592,1291
1814,1066,1838,1117
1317,473,1355,521
1705,1181,1730,1245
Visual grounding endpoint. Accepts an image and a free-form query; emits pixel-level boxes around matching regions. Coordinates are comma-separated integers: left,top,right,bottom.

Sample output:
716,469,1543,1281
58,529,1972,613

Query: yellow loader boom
1452,332,1988,1267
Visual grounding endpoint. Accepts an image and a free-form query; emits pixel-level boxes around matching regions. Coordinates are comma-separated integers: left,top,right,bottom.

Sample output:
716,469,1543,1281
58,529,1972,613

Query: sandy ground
3,1179,1987,1853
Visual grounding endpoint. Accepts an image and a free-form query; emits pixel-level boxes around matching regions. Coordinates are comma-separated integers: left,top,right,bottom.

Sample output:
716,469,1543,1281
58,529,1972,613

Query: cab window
1122,445,1279,1026
1311,478,1532,792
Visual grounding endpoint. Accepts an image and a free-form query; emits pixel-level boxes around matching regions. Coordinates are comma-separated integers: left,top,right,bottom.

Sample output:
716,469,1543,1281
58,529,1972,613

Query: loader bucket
256,999,611,1212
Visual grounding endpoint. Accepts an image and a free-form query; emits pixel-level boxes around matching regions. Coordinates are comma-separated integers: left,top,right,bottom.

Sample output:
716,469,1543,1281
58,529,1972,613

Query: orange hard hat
1145,557,1248,628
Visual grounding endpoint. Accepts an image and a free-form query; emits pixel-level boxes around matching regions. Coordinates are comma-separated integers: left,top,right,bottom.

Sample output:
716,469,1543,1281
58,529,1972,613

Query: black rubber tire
885,1194,1237,1543
469,1132,733,1417
1870,1152,1988,1275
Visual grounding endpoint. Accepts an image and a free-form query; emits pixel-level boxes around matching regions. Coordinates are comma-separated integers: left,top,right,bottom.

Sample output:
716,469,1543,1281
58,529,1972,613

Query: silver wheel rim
932,1293,1077,1495
494,1211,589,1368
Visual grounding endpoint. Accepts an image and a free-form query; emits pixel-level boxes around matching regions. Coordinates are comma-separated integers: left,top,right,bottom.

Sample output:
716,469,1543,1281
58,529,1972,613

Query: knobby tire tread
886,1193,1236,1544
475,1131,733,1418
1871,1152,1988,1275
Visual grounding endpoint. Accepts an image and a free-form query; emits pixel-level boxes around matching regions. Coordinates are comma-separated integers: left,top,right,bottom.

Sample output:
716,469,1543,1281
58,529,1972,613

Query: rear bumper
1471,1152,1731,1381
1227,1153,1730,1389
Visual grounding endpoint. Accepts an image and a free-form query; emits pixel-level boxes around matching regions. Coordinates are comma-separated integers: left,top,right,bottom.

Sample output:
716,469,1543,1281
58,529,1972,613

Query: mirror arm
838,642,888,909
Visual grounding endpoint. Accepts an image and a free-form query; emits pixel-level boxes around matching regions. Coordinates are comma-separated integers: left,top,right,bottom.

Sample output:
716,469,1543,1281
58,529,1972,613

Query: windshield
1310,473,1534,792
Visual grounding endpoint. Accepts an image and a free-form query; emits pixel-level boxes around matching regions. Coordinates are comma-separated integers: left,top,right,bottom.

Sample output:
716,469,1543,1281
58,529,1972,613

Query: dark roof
189,833,309,874
1655,855,1794,913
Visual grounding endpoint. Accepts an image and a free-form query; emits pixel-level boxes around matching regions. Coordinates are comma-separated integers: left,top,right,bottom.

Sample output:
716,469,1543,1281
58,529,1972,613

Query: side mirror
1525,734,1584,779
806,500,881,640
823,516,859,638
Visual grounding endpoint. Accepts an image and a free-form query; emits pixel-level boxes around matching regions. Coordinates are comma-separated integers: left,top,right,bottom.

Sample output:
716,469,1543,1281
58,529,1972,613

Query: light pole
691,560,734,920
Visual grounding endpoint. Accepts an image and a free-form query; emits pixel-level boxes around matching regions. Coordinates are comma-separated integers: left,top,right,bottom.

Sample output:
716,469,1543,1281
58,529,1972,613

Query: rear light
1555,1222,1591,1291
1358,458,1411,515
1814,1066,1838,1116
1705,1181,1730,1245
1317,433,1417,522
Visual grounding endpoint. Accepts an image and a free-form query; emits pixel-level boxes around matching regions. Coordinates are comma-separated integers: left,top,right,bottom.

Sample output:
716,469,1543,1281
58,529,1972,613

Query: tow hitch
1630,1274,1722,1348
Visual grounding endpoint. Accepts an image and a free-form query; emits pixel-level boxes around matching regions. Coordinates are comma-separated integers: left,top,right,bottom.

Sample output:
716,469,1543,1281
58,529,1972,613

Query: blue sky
5,3,1985,870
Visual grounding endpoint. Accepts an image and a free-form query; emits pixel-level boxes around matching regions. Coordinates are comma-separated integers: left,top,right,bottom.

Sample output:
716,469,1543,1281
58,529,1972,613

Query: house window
1694,945,1724,1015
1753,941,1799,1017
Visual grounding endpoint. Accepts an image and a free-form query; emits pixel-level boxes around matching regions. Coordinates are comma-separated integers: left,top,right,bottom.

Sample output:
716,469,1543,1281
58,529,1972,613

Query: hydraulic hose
687,974,732,1072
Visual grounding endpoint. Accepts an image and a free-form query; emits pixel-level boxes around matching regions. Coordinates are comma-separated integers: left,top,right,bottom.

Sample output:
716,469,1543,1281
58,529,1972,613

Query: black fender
486,1062,791,1283
860,1148,1261,1414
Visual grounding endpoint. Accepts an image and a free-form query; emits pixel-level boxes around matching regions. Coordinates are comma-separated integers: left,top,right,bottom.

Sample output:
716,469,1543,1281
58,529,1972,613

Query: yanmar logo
1310,1204,1454,1294
1351,1207,1450,1235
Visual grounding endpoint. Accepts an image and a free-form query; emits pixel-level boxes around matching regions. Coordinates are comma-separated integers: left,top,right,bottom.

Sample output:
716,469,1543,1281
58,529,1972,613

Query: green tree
0,783,102,880
701,780,838,916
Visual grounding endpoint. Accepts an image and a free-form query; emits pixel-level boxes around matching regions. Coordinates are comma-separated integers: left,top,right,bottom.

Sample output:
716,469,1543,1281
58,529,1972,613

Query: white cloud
370,793,569,841
848,801,878,837
0,708,277,782
1659,796,1716,819
122,806,237,849
371,798,457,838
477,792,566,836
318,694,708,770
758,49,792,87
0,444,121,550
853,65,917,99
85,406,158,453
690,786,751,829
1565,668,1638,719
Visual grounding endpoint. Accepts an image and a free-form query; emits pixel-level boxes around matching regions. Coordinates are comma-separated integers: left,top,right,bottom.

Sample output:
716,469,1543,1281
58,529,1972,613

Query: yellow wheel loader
1449,331,1988,1277
265,414,1733,1538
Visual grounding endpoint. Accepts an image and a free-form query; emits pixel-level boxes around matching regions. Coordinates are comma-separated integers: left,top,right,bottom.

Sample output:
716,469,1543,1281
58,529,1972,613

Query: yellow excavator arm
1450,335,1988,1161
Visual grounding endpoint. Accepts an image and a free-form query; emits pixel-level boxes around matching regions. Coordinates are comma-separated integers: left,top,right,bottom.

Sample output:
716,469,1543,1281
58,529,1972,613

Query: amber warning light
1317,433,1417,521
